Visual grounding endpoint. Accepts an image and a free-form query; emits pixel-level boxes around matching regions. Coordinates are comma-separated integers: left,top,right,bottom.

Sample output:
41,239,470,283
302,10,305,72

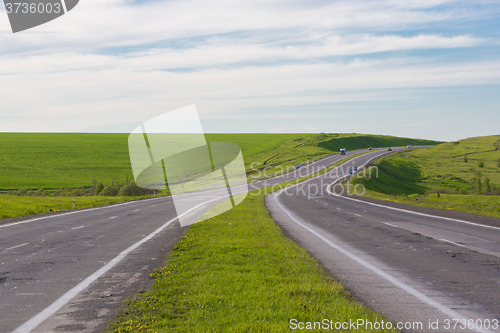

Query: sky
0,0,499,141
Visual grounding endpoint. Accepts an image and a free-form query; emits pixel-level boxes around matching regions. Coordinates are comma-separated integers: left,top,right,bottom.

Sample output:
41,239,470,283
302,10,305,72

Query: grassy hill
0,133,441,190
350,135,500,218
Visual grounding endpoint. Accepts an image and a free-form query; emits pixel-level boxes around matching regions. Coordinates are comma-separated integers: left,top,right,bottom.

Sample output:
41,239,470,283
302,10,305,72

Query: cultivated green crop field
0,132,440,190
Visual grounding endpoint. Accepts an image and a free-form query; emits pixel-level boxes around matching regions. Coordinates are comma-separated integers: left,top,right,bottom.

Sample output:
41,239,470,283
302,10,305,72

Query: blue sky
0,0,499,141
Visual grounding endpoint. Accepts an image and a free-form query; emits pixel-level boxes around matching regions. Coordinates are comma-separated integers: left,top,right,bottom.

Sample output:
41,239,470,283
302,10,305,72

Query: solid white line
5,243,29,251
0,154,342,231
328,188,500,231
325,153,500,231
11,194,228,333
0,200,150,229
272,190,493,333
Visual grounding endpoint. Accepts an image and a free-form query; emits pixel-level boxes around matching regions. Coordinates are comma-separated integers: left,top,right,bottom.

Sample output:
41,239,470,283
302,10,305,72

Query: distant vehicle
340,148,346,155
407,144,412,148
388,148,393,151
368,147,373,150
294,163,304,170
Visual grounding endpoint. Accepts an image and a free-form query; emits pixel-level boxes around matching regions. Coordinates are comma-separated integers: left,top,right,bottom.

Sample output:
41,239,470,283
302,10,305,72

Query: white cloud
0,0,499,139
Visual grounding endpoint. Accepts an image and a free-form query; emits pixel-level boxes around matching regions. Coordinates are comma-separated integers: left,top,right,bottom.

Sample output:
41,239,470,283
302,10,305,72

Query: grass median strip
105,188,397,333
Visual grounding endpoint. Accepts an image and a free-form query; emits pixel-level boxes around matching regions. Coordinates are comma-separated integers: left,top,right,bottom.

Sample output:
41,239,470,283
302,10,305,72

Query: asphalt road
266,149,500,333
0,148,361,333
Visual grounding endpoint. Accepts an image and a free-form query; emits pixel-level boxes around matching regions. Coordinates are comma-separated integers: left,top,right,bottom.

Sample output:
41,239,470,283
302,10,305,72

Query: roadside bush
119,182,152,196
474,172,482,195
478,161,484,168
463,155,468,163
497,158,500,168
95,182,104,196
484,177,491,195
100,185,119,196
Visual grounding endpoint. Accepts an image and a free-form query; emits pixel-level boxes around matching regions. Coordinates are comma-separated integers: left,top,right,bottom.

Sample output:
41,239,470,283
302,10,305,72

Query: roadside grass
355,190,500,220
347,135,500,219
105,189,398,333
367,135,500,194
0,194,161,220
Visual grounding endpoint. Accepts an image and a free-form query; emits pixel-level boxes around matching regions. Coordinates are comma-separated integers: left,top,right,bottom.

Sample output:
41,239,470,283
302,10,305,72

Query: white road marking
273,190,493,333
354,214,362,217
440,239,466,247
109,216,117,219
71,226,84,230
5,243,29,251
326,160,500,231
336,208,341,210
11,191,240,333
133,209,140,212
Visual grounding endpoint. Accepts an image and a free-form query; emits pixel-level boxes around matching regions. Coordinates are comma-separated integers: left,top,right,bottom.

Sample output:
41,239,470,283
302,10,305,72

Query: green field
0,133,440,190
350,135,500,218
0,132,440,220
105,187,397,333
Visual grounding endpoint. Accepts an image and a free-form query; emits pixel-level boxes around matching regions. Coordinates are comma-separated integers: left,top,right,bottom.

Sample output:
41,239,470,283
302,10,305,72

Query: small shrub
119,182,152,196
463,155,468,163
100,185,119,196
484,177,491,195
95,182,104,196
478,161,484,168
497,158,500,168
474,172,483,195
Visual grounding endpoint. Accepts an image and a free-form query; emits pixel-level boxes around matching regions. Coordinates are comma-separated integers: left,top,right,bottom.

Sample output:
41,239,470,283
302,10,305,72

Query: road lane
1,148,368,333
266,151,500,332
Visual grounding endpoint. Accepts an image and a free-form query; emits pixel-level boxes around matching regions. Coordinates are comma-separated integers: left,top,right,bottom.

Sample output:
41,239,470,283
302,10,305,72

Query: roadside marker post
72,199,75,208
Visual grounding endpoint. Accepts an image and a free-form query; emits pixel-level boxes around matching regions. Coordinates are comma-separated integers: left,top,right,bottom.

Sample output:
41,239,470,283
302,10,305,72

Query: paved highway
0,149,363,333
3,147,498,333
266,149,500,333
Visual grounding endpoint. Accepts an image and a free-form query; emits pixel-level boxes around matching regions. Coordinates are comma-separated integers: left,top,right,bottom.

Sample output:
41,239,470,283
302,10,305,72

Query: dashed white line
5,243,29,251
133,209,140,212
440,239,466,247
272,190,493,333
354,214,362,217
71,226,84,230
109,216,117,219
12,190,245,333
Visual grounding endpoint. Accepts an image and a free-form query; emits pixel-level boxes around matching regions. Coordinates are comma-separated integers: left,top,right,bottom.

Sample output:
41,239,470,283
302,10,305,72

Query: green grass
355,191,500,220
349,135,500,219
0,194,157,220
352,135,500,195
105,189,398,333
317,134,438,153
0,133,441,190
0,133,440,221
